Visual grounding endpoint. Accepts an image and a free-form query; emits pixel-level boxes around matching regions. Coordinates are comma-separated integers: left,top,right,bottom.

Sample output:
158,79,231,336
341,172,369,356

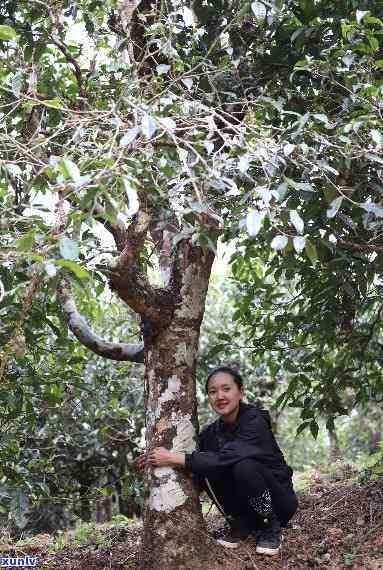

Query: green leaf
16,232,35,252
309,420,319,439
362,203,383,218
296,421,311,436
120,127,140,147
294,59,309,69
370,130,383,146
41,98,63,109
271,235,288,251
304,239,318,265
364,16,383,27
207,343,226,358
323,185,339,204
364,452,382,468
59,237,79,260
273,0,283,10
285,178,316,193
55,259,90,279
301,407,314,420
375,59,383,69
343,554,354,567
368,35,379,51
10,488,29,529
275,391,288,408
0,25,18,40
58,158,81,183
365,153,383,165
327,196,343,218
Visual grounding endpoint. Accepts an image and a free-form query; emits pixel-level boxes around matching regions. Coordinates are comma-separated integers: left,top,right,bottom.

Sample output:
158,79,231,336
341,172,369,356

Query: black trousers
204,458,298,528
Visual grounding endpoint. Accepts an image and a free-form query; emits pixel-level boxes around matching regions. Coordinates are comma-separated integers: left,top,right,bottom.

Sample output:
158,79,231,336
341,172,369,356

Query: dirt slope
4,477,383,569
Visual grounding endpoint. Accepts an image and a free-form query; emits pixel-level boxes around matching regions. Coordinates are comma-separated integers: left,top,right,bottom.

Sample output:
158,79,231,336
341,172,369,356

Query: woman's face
207,372,243,422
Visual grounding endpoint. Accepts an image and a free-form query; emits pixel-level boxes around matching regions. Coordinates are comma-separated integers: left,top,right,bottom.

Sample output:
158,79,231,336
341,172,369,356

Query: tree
224,0,383,437
0,275,146,534
1,1,218,565
1,0,383,567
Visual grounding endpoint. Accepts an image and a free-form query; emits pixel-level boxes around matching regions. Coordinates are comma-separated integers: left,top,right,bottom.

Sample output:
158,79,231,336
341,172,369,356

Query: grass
49,516,138,553
293,461,360,494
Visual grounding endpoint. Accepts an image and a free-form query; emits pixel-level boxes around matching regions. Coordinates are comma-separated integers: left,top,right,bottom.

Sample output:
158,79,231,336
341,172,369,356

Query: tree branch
64,192,128,252
337,239,383,253
109,210,175,324
92,203,128,252
50,36,86,101
57,281,144,362
149,213,180,286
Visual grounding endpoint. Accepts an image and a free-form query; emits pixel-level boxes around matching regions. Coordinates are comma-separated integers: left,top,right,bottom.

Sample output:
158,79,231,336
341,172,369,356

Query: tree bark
57,281,144,362
139,245,214,569
327,423,341,461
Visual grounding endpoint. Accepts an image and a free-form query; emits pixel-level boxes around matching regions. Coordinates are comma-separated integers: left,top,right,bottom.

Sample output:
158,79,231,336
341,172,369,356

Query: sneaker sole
255,545,280,556
216,538,241,549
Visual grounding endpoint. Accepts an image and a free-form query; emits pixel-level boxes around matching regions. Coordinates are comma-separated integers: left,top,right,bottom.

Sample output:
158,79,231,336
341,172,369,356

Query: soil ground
2,473,383,569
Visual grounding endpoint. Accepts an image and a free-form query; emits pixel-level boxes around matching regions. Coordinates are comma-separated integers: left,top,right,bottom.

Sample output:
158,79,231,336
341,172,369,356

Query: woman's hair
205,366,244,392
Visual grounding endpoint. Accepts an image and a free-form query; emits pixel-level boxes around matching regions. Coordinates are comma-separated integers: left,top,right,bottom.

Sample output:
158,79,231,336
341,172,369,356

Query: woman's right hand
136,451,147,471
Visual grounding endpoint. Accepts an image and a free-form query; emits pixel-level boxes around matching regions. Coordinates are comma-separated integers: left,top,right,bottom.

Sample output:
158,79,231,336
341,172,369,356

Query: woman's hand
136,447,185,469
136,451,148,471
147,447,186,468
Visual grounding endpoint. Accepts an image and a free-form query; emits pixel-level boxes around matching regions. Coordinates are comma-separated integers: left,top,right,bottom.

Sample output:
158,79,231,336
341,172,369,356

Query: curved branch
64,191,128,252
109,210,175,324
93,202,128,252
57,282,144,362
50,36,86,101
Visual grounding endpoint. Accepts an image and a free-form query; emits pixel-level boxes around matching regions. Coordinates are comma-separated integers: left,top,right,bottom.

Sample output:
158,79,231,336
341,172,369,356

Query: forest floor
2,466,383,569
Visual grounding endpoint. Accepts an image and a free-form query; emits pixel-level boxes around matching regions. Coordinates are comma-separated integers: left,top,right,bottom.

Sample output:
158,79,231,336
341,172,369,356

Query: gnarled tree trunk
59,210,218,567
139,247,214,569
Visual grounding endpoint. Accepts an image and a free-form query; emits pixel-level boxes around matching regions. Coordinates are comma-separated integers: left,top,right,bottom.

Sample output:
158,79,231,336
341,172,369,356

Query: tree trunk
139,247,214,569
78,484,92,522
328,423,341,460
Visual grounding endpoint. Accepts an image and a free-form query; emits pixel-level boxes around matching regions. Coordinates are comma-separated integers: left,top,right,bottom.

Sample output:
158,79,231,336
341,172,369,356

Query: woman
138,366,298,555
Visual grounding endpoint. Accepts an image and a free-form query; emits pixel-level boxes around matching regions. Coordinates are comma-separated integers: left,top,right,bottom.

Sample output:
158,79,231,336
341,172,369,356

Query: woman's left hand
147,447,185,468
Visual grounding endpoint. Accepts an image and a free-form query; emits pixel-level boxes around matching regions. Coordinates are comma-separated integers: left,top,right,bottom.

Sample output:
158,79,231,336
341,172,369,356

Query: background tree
0,273,146,534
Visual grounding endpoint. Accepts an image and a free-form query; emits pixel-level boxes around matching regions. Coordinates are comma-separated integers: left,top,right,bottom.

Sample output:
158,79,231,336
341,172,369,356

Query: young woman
138,366,298,555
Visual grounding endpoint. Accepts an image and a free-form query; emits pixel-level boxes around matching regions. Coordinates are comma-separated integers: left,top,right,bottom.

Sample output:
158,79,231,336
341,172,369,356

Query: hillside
3,472,382,569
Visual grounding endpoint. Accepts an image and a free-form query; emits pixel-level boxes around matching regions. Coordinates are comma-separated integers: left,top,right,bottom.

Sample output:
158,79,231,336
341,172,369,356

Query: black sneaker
255,514,282,556
215,519,251,549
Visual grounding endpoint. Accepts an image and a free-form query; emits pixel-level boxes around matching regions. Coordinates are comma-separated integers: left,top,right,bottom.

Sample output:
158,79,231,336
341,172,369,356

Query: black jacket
185,402,293,487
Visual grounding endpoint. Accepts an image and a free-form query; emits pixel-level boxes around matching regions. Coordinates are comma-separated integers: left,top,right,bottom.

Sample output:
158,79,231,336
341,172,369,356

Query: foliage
1,0,383,540
0,275,144,532
360,440,383,482
222,0,383,431
197,269,280,423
